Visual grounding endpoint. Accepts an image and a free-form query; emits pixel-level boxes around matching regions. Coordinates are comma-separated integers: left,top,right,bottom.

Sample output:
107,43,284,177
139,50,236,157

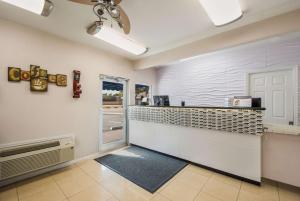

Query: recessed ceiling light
198,0,243,26
87,22,148,56
1,0,54,16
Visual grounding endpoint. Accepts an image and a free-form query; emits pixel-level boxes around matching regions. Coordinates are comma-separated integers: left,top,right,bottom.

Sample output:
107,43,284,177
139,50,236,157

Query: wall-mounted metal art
8,65,67,92
21,71,30,81
8,67,21,82
30,65,48,92
56,74,67,87
48,74,57,83
73,70,82,98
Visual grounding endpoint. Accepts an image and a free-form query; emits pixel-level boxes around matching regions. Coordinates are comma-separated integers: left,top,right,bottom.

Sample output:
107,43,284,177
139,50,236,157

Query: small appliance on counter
181,101,185,107
225,96,261,108
251,98,262,108
233,96,252,107
153,95,170,106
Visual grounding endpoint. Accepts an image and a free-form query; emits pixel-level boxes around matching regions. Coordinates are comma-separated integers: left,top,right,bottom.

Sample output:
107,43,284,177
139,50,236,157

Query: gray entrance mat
95,145,188,193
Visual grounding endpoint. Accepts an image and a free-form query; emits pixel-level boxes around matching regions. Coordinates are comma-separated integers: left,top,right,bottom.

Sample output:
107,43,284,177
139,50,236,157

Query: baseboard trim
0,152,102,188
131,144,261,186
262,177,300,190
191,162,261,186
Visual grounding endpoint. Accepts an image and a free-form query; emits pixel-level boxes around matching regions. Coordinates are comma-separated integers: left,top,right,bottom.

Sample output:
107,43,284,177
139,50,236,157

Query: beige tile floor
1,159,300,201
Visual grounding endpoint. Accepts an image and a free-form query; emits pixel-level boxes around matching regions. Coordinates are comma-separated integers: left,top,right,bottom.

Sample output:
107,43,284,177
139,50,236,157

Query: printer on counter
225,96,262,108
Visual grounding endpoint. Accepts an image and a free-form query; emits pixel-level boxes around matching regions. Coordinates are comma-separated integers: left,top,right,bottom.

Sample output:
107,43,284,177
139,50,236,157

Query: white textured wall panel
156,36,300,124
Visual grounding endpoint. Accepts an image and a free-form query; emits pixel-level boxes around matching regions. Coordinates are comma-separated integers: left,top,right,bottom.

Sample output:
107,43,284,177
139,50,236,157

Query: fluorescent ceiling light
199,0,242,26
1,0,53,16
88,22,148,56
179,55,200,63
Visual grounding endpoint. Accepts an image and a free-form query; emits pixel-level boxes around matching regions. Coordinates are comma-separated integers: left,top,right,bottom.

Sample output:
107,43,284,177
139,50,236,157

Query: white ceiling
1,0,300,60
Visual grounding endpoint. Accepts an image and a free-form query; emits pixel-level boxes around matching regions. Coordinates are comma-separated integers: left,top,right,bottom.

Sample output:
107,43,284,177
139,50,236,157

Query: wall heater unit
0,136,75,181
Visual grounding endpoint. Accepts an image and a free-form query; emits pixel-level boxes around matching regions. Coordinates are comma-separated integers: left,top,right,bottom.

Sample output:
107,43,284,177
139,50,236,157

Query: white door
250,70,294,125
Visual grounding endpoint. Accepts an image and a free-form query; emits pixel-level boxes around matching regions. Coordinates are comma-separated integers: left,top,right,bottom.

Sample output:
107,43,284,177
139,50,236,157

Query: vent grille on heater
1,149,60,179
0,137,75,181
0,141,60,157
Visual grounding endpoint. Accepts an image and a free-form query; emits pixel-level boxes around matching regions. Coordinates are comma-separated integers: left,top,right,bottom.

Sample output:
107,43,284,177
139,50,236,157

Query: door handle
110,126,123,130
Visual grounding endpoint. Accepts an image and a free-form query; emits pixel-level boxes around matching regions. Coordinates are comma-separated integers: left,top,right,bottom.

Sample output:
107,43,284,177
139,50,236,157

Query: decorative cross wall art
73,70,82,98
8,65,67,92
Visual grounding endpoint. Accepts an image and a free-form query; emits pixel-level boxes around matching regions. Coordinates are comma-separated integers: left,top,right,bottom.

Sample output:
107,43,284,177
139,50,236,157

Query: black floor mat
95,146,187,193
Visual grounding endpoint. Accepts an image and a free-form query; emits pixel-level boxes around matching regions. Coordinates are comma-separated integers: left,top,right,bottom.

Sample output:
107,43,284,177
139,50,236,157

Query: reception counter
128,106,265,184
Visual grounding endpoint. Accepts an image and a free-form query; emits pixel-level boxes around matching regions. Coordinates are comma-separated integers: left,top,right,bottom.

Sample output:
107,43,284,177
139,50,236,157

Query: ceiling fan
69,0,131,34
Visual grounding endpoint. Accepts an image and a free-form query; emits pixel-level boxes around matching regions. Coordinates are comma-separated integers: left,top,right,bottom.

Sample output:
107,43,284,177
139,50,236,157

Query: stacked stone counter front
128,106,264,136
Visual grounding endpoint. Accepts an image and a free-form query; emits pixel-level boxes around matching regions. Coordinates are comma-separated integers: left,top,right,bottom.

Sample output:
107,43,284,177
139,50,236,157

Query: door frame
245,65,299,125
99,74,129,152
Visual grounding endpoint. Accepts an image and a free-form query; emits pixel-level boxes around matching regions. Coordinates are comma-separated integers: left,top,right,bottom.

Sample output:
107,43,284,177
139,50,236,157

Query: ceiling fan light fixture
87,22,148,56
199,0,242,26
109,7,120,18
1,0,54,16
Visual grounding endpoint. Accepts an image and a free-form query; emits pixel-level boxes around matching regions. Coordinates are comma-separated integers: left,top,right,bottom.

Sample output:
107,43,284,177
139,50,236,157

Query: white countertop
264,123,300,136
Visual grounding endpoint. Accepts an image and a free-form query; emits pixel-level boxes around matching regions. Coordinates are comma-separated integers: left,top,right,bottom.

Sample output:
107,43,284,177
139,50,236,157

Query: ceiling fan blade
69,0,95,5
114,0,122,5
117,5,131,34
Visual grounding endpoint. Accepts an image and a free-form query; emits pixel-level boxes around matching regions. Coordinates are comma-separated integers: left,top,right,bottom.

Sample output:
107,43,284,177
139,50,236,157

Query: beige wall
0,18,156,158
135,9,300,69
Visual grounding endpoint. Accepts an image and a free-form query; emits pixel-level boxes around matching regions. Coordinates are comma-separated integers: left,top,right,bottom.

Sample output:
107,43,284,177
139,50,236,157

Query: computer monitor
153,95,170,106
